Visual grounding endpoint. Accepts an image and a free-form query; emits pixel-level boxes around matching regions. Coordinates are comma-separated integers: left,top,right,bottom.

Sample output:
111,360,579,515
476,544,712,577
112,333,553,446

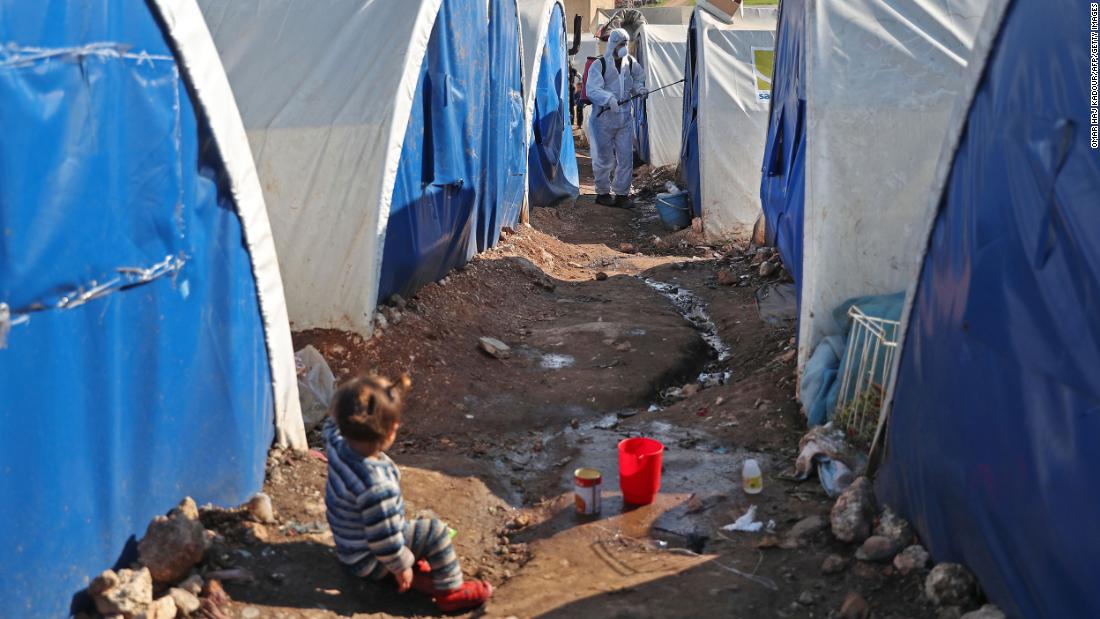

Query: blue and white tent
0,1,303,615
679,6,776,241
198,0,527,331
520,0,580,210
758,0,985,368
878,1,1100,616
634,24,689,168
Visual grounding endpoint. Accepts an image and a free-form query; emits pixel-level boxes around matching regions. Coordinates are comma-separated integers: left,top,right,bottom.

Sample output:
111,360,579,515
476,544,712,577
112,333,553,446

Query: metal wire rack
834,305,900,448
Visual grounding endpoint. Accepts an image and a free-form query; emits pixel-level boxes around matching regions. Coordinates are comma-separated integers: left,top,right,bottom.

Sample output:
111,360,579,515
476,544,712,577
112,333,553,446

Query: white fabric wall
196,0,442,334
695,8,776,241
153,0,305,449
638,24,687,168
797,0,987,368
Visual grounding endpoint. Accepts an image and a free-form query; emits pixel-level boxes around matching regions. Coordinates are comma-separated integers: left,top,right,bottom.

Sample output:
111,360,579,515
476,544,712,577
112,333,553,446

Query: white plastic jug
742,458,763,495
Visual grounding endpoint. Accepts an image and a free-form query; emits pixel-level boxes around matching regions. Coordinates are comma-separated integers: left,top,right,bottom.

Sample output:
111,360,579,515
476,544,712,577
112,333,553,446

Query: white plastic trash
295,345,335,432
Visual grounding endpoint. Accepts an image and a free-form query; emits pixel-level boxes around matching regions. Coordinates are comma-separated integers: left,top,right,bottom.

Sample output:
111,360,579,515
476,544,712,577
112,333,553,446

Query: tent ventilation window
834,305,900,450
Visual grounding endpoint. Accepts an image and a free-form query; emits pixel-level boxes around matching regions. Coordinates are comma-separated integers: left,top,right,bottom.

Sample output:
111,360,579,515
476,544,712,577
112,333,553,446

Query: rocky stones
831,477,877,543
246,493,275,524
168,587,201,616
856,535,902,562
178,574,203,596
961,604,1006,619
821,554,850,575
88,568,153,617
893,545,931,576
876,507,913,544
717,269,737,286
759,261,778,277
925,563,980,608
618,242,638,254
797,591,816,606
595,271,609,281
785,515,828,547
137,498,208,584
838,592,871,619
478,337,511,360
133,595,176,619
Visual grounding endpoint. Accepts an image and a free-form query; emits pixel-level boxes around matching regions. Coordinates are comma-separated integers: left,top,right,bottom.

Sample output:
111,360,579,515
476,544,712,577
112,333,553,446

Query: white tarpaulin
637,24,688,167
796,0,986,367
153,0,305,449
196,0,442,332
693,8,776,240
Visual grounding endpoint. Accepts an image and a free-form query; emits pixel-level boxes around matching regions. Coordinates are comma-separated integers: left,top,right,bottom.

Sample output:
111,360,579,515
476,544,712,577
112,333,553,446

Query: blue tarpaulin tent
759,0,806,289
479,0,529,251
879,1,1100,616
0,2,303,615
520,0,580,209
200,0,527,332
380,0,488,300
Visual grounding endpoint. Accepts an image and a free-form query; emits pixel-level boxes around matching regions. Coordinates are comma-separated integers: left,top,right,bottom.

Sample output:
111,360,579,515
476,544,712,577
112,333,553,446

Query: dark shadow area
219,540,436,617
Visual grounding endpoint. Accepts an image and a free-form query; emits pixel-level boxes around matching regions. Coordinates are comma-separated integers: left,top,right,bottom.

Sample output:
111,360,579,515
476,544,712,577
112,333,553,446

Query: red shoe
415,559,431,574
433,580,493,613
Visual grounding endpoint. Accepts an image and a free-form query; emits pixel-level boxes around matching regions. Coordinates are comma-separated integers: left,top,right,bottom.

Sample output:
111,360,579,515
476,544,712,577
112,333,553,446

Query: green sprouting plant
833,387,883,449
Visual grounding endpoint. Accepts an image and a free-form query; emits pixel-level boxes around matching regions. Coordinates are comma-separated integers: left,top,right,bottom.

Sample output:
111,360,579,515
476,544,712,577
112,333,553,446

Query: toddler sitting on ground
323,374,492,612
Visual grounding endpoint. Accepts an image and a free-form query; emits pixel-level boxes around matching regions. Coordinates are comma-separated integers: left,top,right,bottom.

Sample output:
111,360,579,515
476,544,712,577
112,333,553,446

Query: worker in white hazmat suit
585,28,646,208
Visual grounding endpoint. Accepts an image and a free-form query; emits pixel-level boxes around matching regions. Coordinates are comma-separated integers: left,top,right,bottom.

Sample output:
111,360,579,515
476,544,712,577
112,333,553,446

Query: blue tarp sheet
526,4,580,206
380,0,488,300
878,2,1100,617
477,0,527,251
678,12,701,217
760,0,806,289
0,5,273,616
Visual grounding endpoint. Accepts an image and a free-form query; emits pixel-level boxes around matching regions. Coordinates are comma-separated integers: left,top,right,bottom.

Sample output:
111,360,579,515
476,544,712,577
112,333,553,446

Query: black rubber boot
614,194,634,209
595,193,615,206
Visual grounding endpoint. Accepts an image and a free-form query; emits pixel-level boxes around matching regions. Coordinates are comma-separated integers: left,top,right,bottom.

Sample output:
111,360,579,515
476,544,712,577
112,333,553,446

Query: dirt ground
205,147,938,618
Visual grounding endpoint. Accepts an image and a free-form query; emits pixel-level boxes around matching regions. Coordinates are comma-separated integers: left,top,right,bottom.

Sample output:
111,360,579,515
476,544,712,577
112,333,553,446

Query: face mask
616,46,628,59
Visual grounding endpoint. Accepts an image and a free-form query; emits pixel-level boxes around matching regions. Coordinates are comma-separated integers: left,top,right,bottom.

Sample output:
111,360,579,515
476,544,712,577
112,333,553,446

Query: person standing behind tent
585,28,646,208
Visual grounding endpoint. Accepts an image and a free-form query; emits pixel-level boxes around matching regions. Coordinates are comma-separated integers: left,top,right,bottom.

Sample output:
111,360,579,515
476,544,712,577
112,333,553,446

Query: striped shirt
323,418,415,573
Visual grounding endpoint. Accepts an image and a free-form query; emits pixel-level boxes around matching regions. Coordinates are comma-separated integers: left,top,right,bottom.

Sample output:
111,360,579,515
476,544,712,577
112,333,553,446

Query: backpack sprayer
596,79,685,117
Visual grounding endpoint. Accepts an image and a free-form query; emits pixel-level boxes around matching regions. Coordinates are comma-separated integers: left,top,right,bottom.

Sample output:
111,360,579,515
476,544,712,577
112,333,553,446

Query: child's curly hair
331,374,412,451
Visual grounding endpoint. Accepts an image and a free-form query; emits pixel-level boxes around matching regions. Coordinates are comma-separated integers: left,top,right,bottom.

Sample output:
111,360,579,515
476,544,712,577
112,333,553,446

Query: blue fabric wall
478,0,527,251
879,2,1100,617
380,0,489,300
759,0,806,289
526,4,580,207
678,12,701,216
0,4,274,616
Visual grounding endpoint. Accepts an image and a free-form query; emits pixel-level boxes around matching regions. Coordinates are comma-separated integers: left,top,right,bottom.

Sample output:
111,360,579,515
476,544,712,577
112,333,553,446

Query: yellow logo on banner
743,0,779,5
752,47,774,102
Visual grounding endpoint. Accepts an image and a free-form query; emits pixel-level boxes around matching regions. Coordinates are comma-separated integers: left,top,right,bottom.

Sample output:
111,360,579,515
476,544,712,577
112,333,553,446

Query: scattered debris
798,591,816,606
198,579,232,619
759,260,778,277
831,477,877,543
925,563,980,609
478,337,512,359
618,243,638,254
295,345,336,432
717,269,737,286
893,544,931,575
137,497,209,584
722,505,764,533
595,271,609,281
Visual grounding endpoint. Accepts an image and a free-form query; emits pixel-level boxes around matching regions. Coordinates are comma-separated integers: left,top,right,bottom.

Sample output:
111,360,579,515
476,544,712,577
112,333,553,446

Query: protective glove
607,98,620,113
635,86,648,98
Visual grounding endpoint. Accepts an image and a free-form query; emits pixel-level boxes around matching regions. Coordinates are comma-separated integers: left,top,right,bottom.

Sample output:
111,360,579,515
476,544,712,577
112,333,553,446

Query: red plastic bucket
618,437,665,505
